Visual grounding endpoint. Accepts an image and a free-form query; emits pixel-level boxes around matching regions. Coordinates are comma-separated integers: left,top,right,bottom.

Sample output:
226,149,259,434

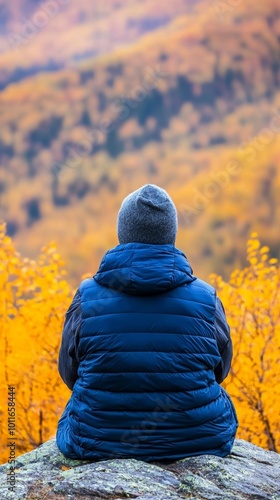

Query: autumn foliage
211,233,280,452
0,223,71,464
0,224,279,465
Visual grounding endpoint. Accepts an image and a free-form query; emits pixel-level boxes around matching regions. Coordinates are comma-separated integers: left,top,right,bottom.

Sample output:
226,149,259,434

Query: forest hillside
0,0,280,284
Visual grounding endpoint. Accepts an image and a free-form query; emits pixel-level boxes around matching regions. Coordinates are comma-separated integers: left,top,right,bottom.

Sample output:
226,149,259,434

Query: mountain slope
0,0,280,284
0,0,202,88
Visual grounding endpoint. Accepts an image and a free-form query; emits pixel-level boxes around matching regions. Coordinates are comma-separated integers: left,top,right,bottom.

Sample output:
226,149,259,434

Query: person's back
56,184,238,461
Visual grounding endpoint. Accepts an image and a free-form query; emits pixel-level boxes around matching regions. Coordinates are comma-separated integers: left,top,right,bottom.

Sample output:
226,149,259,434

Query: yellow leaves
249,257,258,265
9,257,19,265
52,253,61,261
244,235,279,278
2,235,12,245
260,246,270,254
248,239,260,250
211,235,280,452
0,223,72,464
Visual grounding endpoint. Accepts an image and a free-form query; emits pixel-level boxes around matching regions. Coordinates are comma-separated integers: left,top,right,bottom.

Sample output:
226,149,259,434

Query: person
56,184,238,461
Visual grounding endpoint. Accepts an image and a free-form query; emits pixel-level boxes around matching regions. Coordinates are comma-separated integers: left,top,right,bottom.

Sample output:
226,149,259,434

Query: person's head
117,184,178,245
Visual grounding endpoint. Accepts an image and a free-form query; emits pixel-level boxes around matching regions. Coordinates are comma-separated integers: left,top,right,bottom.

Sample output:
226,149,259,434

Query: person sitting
56,184,238,461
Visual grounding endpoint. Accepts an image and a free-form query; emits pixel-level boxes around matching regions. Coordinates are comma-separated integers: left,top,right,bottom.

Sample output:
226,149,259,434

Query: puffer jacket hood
94,243,196,295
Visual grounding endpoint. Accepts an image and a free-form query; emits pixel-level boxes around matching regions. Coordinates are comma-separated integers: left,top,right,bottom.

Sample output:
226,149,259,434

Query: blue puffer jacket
56,243,238,461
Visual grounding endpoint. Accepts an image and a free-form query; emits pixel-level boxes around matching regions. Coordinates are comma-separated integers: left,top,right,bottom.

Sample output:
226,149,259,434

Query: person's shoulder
190,276,216,300
79,277,95,292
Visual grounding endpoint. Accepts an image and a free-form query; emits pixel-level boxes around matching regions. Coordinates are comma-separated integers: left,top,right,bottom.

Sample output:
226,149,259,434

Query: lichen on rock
0,439,279,500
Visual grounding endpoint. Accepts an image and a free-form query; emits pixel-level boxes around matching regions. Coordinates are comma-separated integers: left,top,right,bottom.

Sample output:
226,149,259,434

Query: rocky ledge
0,439,279,500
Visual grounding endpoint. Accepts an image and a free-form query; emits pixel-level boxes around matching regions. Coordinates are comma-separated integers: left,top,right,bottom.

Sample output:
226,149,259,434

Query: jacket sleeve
213,295,233,384
58,289,81,391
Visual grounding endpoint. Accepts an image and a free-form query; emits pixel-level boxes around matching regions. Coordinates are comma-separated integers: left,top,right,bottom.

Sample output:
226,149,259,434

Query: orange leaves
211,233,280,452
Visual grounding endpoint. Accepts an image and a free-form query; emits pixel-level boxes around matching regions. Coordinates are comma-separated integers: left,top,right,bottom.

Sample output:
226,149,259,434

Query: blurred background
0,0,279,285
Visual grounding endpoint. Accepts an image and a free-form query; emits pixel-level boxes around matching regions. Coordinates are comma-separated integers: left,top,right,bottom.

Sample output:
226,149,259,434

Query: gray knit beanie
117,184,178,245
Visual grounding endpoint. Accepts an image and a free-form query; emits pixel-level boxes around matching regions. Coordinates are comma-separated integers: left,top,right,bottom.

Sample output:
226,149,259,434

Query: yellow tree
0,223,72,464
211,233,280,452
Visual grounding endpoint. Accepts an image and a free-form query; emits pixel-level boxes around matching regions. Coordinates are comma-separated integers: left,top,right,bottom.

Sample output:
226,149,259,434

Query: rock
0,439,279,500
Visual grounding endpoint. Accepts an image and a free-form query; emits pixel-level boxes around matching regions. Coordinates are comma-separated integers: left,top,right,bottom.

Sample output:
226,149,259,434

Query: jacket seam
79,368,208,372
81,311,216,322
80,296,216,307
